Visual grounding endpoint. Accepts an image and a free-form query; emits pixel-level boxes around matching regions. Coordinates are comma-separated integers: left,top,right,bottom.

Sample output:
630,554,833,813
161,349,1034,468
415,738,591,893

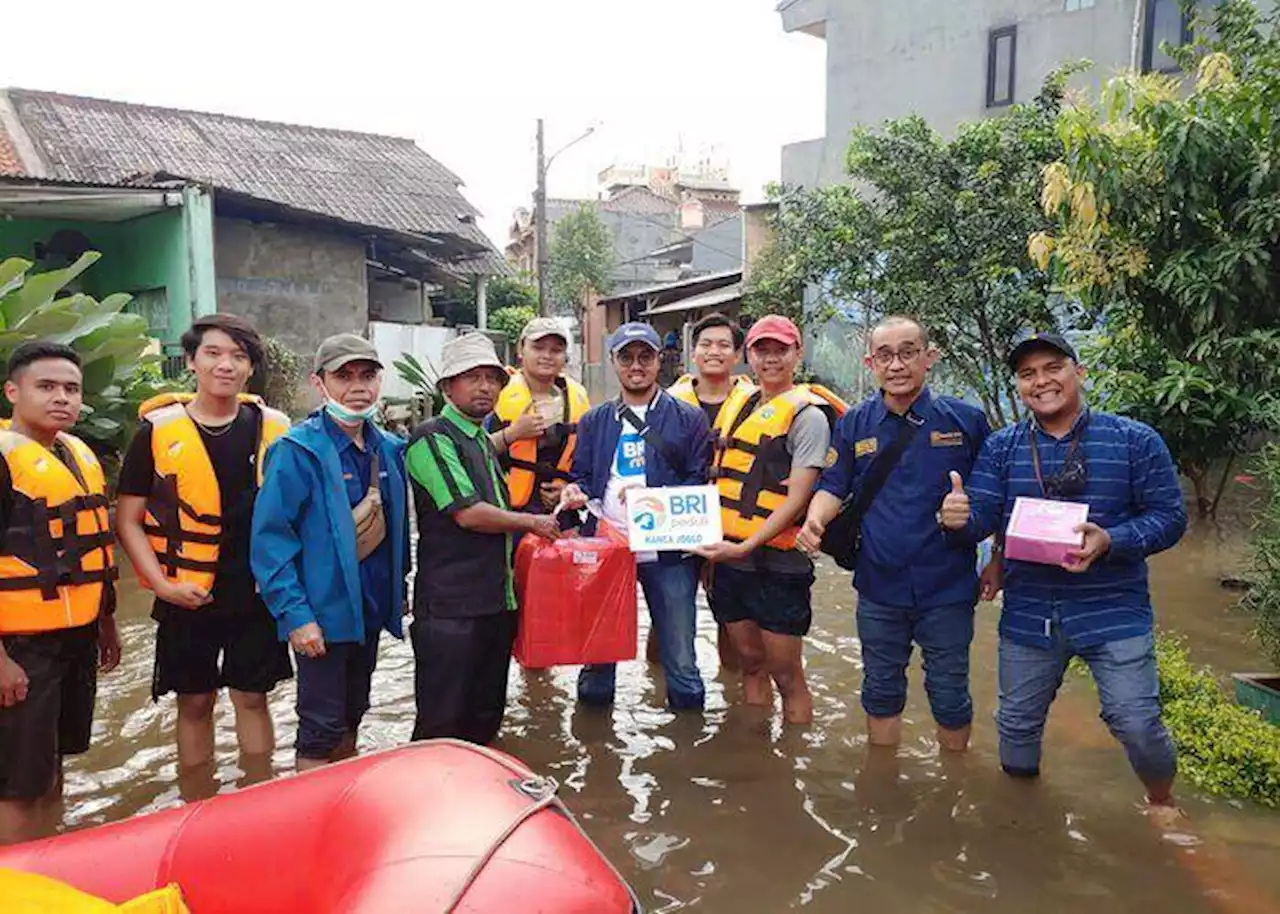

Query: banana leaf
0,252,101,329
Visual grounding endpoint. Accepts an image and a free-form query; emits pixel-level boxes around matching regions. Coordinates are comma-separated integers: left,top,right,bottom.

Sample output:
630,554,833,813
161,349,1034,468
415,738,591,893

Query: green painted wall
0,196,217,345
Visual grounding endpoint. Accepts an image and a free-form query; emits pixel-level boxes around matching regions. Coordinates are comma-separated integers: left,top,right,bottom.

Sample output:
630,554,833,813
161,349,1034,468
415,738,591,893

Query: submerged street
65,519,1280,913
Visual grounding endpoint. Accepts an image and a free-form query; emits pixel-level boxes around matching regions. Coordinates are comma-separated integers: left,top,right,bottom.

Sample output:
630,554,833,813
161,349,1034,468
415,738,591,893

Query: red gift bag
514,521,638,668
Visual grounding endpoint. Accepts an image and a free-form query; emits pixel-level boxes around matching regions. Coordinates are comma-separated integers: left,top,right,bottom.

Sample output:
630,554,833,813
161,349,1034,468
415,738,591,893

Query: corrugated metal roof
0,125,23,176
6,88,501,267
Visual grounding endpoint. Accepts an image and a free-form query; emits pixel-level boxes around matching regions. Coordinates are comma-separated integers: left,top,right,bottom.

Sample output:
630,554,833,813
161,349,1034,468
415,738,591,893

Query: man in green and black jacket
405,333,560,745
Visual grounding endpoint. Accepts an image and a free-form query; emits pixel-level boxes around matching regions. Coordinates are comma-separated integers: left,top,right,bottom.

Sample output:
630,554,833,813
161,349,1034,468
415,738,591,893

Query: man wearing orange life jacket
696,315,846,724
659,312,752,672
115,315,292,796
488,317,590,516
0,341,120,845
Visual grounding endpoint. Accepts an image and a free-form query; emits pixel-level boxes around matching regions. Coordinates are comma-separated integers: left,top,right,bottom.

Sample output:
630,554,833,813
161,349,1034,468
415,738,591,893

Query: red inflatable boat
0,739,640,913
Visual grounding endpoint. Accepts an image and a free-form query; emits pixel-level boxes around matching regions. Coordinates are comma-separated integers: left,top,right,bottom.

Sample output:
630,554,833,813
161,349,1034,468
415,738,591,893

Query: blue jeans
578,559,704,710
997,630,1177,781
856,597,975,729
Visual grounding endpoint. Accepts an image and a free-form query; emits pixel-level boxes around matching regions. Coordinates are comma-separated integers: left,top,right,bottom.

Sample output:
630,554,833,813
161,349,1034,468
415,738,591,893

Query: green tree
547,204,613,315
488,274,538,313
0,252,175,454
488,305,536,343
1038,1,1280,516
747,69,1076,425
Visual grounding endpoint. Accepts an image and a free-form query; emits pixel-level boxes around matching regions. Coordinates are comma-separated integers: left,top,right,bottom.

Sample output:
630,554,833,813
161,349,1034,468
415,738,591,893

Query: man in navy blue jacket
941,332,1187,812
560,323,714,709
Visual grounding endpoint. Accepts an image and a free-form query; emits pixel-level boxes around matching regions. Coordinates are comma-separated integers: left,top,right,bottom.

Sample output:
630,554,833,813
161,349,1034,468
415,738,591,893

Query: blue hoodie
251,411,409,644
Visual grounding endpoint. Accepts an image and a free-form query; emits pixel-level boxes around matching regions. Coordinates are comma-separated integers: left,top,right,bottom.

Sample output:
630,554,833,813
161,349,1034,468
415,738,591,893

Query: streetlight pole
535,119,549,316
533,119,595,318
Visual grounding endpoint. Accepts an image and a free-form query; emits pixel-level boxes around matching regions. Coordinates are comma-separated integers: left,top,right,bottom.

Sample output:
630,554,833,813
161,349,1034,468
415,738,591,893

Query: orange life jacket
712,383,847,550
666,373,754,410
494,372,591,509
137,393,290,593
0,428,115,634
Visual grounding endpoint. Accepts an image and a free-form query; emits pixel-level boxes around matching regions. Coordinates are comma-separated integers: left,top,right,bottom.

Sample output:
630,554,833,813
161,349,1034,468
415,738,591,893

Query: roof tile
6,88,498,263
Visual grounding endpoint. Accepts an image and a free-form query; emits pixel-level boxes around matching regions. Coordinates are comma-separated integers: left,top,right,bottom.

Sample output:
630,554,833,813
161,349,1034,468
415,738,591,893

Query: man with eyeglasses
799,315,992,750
560,323,714,710
939,332,1187,814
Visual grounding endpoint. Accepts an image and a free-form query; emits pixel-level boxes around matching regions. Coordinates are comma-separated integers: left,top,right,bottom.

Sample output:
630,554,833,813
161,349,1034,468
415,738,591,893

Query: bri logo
632,496,667,532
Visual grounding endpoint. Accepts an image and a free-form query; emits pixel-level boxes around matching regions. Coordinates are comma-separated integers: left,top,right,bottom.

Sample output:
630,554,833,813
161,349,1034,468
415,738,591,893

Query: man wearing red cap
696,315,846,724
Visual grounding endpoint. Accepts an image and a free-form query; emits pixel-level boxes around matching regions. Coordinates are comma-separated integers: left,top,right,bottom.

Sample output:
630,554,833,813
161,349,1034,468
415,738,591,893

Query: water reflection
57,519,1280,913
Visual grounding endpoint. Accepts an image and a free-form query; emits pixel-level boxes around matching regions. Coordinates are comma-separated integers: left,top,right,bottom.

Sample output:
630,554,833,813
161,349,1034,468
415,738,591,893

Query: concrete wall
214,217,367,356
368,270,425,324
783,0,1147,187
691,215,743,275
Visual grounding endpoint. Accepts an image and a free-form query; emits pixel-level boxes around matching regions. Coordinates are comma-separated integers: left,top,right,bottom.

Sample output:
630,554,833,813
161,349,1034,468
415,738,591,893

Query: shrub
257,337,308,416
1156,634,1280,808
1243,444,1280,670
488,306,536,345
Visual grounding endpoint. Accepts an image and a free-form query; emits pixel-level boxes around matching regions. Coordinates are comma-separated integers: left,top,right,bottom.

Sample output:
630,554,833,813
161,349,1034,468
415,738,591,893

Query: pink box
1004,497,1090,566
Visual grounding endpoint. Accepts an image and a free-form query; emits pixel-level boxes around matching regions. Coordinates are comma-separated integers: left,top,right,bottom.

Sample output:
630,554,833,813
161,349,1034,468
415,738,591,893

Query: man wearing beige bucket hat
405,332,561,744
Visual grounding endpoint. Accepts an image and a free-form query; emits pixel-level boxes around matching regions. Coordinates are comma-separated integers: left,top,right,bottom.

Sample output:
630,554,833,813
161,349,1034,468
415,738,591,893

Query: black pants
410,612,517,746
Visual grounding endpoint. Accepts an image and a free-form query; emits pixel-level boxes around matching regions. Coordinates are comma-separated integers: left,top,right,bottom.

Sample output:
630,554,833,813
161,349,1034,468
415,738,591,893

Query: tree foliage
487,305,536,344
547,204,613,315
487,274,539,313
746,69,1079,425
1244,445,1280,671
1039,0,1280,516
0,252,178,453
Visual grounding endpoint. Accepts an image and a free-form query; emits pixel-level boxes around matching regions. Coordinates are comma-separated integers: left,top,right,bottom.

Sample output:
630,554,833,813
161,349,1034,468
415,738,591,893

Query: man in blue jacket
940,332,1187,811
251,334,409,772
560,323,714,710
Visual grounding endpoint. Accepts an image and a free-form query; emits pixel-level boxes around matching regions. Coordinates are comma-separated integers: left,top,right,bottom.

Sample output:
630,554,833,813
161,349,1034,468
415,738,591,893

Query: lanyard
1028,412,1088,498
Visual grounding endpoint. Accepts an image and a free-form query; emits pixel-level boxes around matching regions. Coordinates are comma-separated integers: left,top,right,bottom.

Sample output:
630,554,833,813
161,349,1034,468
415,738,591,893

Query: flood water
65,514,1280,913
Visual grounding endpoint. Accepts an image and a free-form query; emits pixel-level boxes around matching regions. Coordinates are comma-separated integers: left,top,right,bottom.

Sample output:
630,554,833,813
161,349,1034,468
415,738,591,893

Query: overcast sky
1,0,826,250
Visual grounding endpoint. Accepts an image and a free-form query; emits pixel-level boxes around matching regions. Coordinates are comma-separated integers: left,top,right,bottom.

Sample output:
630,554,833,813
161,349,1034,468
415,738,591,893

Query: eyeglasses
615,349,657,367
870,347,923,368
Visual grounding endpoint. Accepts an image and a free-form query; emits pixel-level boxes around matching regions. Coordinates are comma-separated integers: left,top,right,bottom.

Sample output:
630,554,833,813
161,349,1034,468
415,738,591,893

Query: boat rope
437,739,643,914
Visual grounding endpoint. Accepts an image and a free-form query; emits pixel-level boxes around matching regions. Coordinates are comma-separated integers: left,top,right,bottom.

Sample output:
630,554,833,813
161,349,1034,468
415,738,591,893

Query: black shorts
0,623,98,800
710,564,815,637
152,598,293,699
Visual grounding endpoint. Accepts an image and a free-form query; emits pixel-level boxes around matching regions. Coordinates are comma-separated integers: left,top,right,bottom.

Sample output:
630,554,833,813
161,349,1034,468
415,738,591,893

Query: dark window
986,26,1017,108
1143,0,1227,73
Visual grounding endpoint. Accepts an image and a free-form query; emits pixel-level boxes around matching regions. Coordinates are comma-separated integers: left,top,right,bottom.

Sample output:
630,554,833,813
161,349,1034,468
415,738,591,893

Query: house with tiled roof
0,88,504,357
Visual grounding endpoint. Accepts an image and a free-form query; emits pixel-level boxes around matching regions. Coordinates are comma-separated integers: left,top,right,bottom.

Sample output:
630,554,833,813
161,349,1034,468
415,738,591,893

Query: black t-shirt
118,405,260,618
699,399,724,429
0,459,11,538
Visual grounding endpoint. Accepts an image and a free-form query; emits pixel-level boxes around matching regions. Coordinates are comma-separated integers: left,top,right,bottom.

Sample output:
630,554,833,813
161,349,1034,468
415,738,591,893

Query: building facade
779,0,1227,188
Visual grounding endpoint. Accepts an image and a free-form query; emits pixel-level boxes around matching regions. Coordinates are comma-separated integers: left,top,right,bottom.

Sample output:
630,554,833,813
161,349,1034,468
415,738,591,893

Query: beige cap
314,333,383,374
520,317,569,344
438,332,508,387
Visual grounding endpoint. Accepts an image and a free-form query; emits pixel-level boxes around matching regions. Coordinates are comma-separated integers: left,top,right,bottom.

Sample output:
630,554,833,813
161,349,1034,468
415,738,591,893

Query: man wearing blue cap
560,322,714,709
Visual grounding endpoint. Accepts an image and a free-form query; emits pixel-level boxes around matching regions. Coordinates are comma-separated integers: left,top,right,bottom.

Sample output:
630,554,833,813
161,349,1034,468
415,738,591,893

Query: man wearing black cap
939,331,1188,814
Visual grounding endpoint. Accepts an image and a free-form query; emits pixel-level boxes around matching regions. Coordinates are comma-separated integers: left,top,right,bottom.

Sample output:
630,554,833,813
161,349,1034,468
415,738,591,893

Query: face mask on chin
324,397,378,427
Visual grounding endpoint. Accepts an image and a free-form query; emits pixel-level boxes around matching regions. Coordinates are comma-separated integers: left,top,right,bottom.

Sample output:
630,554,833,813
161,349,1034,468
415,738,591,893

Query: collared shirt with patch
818,387,990,608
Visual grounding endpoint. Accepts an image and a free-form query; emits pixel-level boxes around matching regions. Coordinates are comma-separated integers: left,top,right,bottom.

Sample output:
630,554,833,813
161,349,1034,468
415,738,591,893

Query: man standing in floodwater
0,341,120,844
941,331,1187,814
116,315,292,796
799,315,994,751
